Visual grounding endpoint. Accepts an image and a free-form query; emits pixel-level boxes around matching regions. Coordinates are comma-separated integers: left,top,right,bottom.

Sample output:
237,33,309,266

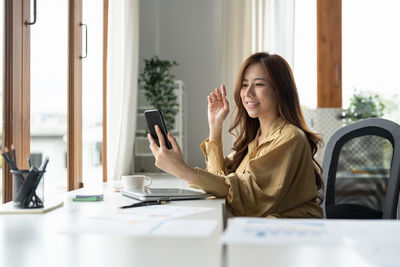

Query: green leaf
342,89,386,122
140,56,180,127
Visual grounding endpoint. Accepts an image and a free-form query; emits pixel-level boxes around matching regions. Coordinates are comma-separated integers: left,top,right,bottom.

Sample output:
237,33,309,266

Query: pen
119,199,170,209
73,197,103,202
1,150,12,169
27,156,32,169
3,147,16,170
39,156,50,171
11,144,17,170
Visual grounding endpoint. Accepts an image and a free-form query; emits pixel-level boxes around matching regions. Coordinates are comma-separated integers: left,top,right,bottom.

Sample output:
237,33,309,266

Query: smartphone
144,109,172,149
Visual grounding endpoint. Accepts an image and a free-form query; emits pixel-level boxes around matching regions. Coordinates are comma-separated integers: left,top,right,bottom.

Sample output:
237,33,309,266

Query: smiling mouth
245,101,259,108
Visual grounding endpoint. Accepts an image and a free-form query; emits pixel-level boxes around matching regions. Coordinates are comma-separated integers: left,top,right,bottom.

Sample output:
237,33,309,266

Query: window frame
2,0,31,202
67,0,83,191
316,0,342,108
102,0,108,183
1,0,109,203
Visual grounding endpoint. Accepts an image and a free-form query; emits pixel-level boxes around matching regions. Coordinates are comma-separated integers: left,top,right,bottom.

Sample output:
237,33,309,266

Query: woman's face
240,63,277,120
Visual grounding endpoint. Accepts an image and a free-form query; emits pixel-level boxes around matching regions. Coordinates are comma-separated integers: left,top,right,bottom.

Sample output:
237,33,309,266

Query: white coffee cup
121,175,152,191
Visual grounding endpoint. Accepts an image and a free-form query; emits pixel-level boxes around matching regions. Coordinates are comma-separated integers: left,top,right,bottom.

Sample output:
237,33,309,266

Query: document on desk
336,220,400,245
149,219,218,237
115,205,215,221
335,220,400,267
62,219,218,237
61,206,217,237
222,218,340,245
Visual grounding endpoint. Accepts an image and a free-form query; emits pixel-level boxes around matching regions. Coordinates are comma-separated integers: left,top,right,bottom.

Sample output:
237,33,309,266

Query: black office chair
323,118,400,219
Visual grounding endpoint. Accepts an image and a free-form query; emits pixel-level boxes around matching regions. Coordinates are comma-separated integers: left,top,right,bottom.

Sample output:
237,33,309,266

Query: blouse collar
248,117,287,151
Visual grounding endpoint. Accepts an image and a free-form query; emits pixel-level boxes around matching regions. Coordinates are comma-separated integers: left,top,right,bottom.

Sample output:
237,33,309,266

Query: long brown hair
226,52,323,191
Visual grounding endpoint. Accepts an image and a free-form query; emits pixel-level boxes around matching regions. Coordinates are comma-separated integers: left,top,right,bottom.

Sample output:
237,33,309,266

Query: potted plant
139,56,179,131
339,90,385,123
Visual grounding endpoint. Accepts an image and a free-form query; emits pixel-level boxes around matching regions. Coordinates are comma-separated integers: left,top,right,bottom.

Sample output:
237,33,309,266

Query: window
82,0,104,188
30,0,68,198
1,0,101,203
293,0,317,109
343,0,400,123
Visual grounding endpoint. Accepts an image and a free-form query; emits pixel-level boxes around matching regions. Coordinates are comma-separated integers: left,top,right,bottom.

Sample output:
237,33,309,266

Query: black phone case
144,109,172,149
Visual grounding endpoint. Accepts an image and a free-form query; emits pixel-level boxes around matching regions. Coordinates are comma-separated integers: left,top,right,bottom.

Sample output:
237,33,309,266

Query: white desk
0,174,225,267
223,218,400,267
2,174,399,267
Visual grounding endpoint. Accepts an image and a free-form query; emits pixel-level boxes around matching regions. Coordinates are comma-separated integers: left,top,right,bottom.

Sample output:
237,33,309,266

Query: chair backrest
323,118,400,219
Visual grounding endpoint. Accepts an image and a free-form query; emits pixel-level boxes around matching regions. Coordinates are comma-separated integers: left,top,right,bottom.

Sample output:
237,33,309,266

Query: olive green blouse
190,117,323,218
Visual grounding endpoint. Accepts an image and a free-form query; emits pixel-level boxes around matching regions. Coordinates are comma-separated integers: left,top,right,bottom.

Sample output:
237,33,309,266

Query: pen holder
11,170,45,208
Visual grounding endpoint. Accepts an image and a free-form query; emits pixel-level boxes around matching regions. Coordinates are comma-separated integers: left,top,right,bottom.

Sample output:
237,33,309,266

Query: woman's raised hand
207,85,229,139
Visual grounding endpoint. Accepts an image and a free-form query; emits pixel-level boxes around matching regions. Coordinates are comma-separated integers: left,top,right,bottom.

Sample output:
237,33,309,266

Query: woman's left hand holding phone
148,125,196,183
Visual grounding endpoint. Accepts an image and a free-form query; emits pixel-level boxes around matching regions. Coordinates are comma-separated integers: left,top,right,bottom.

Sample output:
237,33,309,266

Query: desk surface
1,174,399,267
0,175,225,267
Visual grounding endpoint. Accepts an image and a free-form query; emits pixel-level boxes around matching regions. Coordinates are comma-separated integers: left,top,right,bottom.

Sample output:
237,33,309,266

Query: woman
148,52,323,218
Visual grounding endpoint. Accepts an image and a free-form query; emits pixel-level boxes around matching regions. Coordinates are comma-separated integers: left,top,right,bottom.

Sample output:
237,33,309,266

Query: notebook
0,200,64,214
120,188,211,201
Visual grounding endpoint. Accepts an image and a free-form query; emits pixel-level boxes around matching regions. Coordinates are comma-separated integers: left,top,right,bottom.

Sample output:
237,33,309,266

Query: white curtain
253,0,295,68
218,0,295,153
107,0,139,181
219,0,295,88
218,0,253,155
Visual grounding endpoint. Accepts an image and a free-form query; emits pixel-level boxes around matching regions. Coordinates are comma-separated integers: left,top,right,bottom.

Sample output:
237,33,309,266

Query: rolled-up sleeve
190,168,229,198
191,132,317,217
199,138,227,175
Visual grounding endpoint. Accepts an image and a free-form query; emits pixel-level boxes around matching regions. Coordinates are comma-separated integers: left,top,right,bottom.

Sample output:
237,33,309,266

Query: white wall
139,0,220,168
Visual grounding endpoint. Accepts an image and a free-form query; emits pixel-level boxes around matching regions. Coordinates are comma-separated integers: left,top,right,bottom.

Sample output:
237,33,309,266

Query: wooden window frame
69,0,109,188
2,0,30,203
69,0,108,187
68,0,83,190
317,0,342,108
2,0,99,202
103,0,108,183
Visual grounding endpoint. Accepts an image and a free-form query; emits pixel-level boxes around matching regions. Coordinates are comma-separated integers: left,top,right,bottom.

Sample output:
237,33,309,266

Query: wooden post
2,0,31,203
317,0,342,108
103,0,108,183
67,0,83,190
